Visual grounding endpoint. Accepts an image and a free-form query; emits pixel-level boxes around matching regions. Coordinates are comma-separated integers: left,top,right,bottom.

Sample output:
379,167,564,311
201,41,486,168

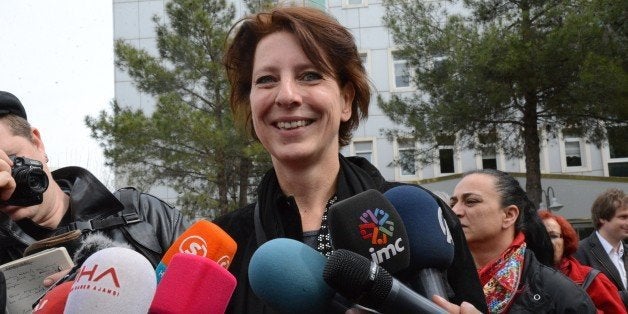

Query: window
391,50,412,90
437,134,455,174
607,125,628,177
608,125,628,159
397,138,416,176
482,147,497,169
565,140,582,167
560,128,589,172
478,130,498,170
343,0,366,6
353,140,373,163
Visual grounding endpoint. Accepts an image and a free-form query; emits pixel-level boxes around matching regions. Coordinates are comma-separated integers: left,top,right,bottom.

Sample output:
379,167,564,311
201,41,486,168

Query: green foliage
381,0,627,204
86,0,271,219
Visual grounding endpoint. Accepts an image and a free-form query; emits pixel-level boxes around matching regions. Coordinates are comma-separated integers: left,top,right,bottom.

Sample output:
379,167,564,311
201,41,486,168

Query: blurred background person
450,169,595,313
539,210,625,313
576,188,628,307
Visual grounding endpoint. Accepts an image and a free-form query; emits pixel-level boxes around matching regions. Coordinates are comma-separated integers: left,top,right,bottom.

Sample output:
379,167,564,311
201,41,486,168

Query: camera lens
27,171,49,192
14,168,49,194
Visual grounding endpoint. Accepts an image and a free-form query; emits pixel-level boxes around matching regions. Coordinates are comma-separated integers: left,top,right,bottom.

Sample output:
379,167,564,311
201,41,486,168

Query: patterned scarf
478,232,526,314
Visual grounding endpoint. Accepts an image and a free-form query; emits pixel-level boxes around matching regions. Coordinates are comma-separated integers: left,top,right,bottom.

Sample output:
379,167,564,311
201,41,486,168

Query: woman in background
450,169,595,313
539,210,626,313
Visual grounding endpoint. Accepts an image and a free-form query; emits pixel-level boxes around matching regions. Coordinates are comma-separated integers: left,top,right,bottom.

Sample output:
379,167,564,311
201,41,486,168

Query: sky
0,1,114,187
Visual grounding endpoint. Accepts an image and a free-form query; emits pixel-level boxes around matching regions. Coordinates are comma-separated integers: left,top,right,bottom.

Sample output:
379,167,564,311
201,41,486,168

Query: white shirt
596,231,627,289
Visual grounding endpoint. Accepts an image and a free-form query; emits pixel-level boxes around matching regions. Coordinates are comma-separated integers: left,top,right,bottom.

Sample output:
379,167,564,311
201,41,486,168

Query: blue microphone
384,185,454,300
249,238,348,313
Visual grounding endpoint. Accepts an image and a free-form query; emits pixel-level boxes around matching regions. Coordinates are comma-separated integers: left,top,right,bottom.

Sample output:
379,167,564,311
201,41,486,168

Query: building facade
112,0,628,220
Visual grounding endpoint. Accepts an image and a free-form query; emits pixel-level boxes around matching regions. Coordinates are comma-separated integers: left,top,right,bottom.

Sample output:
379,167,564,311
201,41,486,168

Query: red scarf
478,232,526,313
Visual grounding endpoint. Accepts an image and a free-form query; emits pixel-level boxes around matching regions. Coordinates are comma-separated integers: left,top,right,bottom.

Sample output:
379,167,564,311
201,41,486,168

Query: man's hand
0,150,16,202
432,295,483,314
43,268,72,287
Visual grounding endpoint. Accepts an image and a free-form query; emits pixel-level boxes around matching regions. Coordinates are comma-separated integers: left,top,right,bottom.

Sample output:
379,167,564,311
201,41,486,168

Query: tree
86,0,271,219
380,0,627,206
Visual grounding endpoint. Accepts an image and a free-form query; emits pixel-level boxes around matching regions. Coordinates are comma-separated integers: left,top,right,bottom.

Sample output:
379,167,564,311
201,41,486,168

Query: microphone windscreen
149,253,236,314
72,232,130,266
328,189,410,274
383,185,454,270
33,281,73,314
64,247,156,314
249,238,335,313
156,220,236,282
323,249,391,307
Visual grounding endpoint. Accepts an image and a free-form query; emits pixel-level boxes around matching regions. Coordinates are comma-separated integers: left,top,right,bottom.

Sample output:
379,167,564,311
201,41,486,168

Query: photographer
0,91,188,285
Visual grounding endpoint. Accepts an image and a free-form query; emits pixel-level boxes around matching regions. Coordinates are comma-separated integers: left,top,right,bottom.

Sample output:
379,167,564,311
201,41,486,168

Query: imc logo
358,208,404,264
179,235,208,257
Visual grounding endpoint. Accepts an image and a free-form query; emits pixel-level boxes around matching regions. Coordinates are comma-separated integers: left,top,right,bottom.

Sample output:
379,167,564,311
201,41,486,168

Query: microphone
249,238,347,313
149,253,236,314
384,185,454,300
64,247,157,313
32,281,73,314
0,270,5,313
323,249,447,314
328,189,410,274
155,219,237,282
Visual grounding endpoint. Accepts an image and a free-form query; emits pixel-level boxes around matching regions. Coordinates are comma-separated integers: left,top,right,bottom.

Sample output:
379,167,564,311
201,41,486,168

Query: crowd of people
1,5,626,314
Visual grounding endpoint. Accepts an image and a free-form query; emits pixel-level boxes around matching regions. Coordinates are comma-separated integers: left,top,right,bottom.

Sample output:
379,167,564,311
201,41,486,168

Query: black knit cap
0,91,27,120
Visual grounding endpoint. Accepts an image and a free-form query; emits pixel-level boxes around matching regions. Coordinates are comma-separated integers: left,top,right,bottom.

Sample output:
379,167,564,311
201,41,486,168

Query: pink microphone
149,253,237,314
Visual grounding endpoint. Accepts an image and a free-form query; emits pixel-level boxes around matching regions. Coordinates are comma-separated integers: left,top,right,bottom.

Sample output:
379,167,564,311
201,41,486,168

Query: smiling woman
214,5,490,314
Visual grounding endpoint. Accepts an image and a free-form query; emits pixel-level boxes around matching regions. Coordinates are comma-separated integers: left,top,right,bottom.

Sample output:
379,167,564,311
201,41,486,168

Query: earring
44,154,49,163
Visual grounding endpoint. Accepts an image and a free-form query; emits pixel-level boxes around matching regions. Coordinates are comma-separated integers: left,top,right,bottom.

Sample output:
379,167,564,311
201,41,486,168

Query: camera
2,156,49,206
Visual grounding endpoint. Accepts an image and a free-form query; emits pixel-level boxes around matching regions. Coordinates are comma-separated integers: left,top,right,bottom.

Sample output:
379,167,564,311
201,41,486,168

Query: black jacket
575,231,628,307
0,166,188,267
214,155,488,313
508,249,596,313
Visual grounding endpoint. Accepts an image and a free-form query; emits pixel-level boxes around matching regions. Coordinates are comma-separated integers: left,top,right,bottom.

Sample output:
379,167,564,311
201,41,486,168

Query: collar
256,154,384,242
51,166,125,222
596,230,624,256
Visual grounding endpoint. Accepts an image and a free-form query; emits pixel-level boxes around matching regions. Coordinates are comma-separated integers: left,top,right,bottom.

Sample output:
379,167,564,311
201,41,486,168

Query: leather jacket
507,250,596,313
0,166,188,267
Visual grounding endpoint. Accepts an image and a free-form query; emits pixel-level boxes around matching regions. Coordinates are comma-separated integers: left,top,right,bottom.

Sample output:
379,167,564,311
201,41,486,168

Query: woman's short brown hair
223,6,370,146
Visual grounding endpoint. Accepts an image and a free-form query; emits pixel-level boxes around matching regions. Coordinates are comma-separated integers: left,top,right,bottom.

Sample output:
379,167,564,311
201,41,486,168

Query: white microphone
64,247,156,314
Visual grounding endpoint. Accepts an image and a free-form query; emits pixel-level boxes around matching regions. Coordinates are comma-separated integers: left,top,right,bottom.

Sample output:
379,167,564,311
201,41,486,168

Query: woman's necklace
316,195,338,257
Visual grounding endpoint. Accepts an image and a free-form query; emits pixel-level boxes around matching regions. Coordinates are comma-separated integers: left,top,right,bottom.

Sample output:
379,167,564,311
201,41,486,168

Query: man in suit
576,188,628,308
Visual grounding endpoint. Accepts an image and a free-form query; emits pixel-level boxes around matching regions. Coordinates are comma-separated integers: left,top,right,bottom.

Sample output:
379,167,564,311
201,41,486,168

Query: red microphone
32,281,73,314
149,253,237,314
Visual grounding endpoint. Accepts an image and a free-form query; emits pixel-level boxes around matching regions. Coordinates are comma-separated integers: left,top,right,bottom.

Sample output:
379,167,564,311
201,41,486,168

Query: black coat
508,249,596,313
0,166,188,267
575,231,628,307
214,155,488,313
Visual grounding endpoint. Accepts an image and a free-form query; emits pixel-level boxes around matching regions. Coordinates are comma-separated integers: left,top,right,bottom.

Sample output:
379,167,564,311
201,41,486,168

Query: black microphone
323,249,447,314
0,270,6,313
328,189,410,274
384,185,454,300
